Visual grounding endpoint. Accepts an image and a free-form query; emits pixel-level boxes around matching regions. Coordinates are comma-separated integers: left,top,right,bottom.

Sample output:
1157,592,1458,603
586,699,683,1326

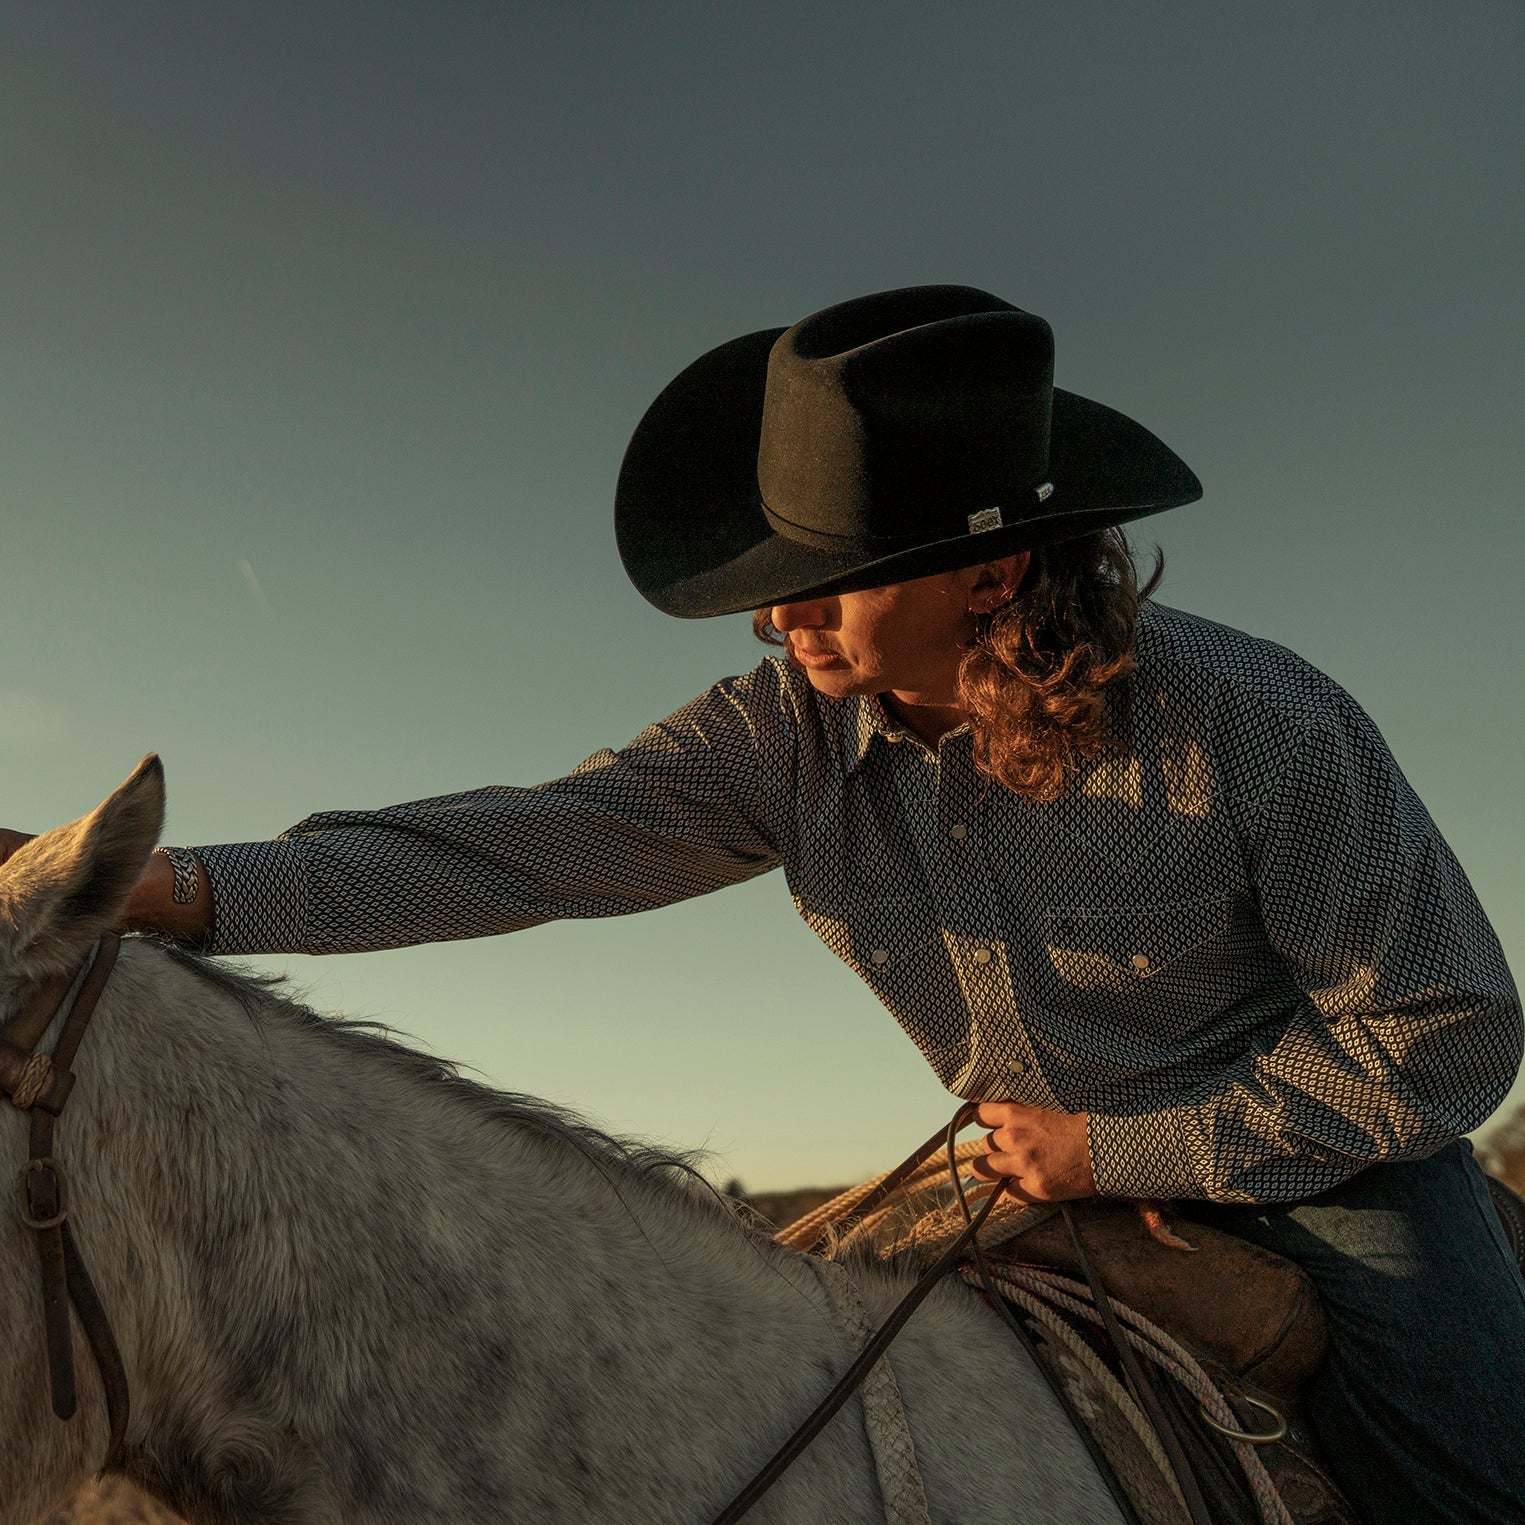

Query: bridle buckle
16,1156,70,1232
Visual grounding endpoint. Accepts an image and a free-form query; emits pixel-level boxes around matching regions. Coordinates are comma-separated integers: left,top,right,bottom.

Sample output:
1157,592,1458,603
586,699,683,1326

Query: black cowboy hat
615,285,1202,619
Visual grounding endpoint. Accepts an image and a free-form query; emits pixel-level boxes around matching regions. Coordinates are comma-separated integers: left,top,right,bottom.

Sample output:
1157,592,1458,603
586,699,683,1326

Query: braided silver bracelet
153,846,201,905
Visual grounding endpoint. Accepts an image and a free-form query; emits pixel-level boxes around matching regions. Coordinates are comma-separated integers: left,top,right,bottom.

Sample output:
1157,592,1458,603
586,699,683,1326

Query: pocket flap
1045,895,1232,980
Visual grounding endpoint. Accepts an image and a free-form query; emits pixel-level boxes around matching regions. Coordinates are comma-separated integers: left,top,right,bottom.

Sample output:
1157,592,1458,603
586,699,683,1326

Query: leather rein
709,1105,1218,1525
2,932,130,1469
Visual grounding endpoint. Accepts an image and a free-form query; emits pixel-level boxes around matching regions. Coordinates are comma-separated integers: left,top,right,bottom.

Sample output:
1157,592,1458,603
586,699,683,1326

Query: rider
44,286,1525,1521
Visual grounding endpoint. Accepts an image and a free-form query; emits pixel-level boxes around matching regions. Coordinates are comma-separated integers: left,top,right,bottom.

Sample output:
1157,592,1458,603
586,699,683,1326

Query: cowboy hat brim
615,326,1202,619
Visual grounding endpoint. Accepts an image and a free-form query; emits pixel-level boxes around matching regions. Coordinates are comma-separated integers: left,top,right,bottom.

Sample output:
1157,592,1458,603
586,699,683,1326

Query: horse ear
0,755,166,980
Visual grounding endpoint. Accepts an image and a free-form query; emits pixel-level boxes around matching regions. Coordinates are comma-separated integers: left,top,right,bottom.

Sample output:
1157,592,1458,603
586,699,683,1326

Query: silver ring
1199,1394,1288,1444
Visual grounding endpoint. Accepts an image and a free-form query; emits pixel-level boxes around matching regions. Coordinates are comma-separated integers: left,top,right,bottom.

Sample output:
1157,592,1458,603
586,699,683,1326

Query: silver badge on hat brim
967,507,1003,534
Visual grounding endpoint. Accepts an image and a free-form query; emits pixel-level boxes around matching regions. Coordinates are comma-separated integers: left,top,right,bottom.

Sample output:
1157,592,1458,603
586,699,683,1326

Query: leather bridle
2,932,130,1469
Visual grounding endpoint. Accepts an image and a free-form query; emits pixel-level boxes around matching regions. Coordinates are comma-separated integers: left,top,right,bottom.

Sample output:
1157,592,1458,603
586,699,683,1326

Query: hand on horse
970,1101,1097,1203
0,827,36,867
1,826,210,943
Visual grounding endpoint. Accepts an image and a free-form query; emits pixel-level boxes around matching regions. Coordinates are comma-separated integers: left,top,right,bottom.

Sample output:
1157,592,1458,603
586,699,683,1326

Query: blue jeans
1181,1141,1525,1525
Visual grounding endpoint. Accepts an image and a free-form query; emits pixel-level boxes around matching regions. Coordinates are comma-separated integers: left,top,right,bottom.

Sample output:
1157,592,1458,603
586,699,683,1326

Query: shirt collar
849,693,971,772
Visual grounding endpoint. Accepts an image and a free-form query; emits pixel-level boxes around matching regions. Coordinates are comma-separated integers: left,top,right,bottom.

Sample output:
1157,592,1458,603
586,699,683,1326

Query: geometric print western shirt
195,604,1523,1204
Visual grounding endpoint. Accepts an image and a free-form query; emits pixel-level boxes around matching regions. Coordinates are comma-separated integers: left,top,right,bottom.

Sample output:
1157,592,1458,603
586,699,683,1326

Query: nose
770,598,828,633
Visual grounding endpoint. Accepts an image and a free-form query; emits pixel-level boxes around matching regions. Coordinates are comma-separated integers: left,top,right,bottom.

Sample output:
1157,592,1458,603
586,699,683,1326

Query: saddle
1015,1176,1525,1390
996,1174,1525,1522
776,1159,1525,1525
984,1200,1346,1525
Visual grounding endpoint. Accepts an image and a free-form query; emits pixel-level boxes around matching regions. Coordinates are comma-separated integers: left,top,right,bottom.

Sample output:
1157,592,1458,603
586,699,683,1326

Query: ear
0,756,166,980
968,552,1032,613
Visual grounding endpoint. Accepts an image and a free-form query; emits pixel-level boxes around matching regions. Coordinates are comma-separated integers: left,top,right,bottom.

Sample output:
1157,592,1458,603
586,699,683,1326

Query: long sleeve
195,671,786,956
1087,686,1522,1202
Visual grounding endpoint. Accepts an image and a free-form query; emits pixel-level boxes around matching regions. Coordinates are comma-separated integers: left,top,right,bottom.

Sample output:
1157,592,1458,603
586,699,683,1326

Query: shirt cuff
1087,1108,1208,1199
194,840,310,955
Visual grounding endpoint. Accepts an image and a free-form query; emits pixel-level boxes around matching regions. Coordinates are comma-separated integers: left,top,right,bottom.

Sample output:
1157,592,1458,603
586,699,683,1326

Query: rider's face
768,555,1028,708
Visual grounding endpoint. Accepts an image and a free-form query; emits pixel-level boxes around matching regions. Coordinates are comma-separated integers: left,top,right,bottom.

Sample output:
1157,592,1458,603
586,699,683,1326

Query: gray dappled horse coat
0,760,1123,1524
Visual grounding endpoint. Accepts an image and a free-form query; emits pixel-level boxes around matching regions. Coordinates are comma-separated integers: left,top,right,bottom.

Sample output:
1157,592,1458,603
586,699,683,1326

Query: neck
883,689,969,748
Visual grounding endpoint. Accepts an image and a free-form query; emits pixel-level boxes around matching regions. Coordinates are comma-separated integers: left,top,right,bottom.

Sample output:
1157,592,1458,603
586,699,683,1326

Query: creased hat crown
757,287,1056,551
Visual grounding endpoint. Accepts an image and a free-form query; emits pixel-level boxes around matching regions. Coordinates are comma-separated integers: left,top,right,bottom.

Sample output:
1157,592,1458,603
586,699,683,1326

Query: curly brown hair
753,529,1161,802
959,529,1161,800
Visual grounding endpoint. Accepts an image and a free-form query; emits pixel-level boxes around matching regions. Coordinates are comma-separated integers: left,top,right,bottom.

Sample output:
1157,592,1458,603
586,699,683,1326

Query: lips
788,642,845,671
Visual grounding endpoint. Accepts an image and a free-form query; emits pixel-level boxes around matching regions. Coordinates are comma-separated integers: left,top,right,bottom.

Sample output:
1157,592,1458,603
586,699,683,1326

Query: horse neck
40,941,888,1522
11,944,1113,1524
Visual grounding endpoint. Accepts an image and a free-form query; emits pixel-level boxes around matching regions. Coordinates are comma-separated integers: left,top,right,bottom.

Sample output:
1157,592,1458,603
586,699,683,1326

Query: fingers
966,1101,1095,1203
971,1139,1031,1185
969,1151,998,1181
967,1154,1041,1204
0,828,36,868
968,1146,1020,1188
973,1101,1039,1166
972,1109,1026,1180
974,1098,1048,1132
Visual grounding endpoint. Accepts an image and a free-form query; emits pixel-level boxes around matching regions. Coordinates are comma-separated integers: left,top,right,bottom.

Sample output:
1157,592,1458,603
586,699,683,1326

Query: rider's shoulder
1136,603,1365,736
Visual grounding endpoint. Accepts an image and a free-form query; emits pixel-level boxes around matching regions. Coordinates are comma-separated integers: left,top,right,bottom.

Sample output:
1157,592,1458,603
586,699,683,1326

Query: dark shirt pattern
196,605,1522,1202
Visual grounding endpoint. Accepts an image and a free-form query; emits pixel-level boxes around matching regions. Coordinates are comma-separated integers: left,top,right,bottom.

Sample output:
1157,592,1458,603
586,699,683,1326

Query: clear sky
3,2,1521,1190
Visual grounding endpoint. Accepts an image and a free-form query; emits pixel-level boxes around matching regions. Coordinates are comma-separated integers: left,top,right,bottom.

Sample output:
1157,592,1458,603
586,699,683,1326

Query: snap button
973,947,992,965
949,823,967,840
1130,953,1152,972
1006,1058,1026,1077
870,948,890,965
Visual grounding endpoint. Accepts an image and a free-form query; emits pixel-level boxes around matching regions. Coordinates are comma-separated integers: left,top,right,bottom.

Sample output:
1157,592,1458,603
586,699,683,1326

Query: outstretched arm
125,848,214,943
168,667,791,957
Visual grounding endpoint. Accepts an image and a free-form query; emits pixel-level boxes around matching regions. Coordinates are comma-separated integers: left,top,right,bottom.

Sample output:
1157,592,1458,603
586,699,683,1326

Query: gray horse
1,760,1123,1524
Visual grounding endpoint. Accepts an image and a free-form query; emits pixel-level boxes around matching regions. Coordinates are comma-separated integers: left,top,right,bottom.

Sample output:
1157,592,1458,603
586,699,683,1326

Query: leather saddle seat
975,1176,1525,1525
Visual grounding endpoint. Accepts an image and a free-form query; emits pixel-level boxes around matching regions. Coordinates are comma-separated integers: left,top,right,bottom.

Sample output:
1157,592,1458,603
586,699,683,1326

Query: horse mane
150,939,739,1226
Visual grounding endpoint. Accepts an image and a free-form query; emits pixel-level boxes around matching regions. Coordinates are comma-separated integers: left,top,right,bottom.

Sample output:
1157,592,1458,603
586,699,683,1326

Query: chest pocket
793,893,974,1062
1039,894,1236,1028
795,893,936,986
